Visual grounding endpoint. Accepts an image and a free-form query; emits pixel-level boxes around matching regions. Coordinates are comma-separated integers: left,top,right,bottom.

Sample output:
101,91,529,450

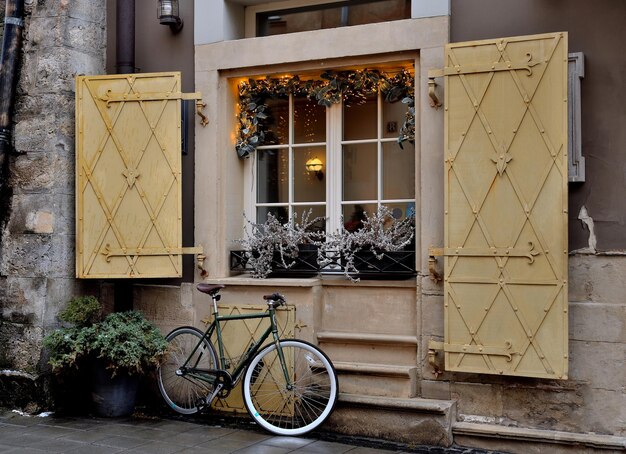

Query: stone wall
0,0,106,406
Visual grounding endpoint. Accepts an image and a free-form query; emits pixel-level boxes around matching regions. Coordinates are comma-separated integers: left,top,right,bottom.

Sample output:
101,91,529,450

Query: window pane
382,202,416,221
293,205,326,233
257,149,288,204
383,141,415,199
342,203,377,232
257,206,289,224
343,143,377,201
256,0,411,37
382,202,416,249
294,97,326,143
265,98,289,145
343,94,377,140
294,147,326,202
383,100,408,139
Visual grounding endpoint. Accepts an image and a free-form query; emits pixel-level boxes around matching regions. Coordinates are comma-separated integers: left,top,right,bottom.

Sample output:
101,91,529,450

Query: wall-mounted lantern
157,0,184,33
305,157,324,180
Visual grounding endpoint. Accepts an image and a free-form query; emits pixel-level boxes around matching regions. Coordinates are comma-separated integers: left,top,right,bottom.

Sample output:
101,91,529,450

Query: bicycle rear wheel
158,326,217,415
242,339,338,436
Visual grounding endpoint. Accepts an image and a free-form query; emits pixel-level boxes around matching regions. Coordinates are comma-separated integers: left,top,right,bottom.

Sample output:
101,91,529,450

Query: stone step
317,330,418,368
326,393,456,447
332,361,418,398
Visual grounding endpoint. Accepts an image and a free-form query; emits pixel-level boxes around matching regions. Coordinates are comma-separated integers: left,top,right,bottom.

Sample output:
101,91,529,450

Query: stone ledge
328,394,456,446
453,421,626,450
339,393,453,414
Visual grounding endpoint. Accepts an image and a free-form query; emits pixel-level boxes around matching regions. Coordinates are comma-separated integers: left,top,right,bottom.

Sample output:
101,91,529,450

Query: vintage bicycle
157,283,338,436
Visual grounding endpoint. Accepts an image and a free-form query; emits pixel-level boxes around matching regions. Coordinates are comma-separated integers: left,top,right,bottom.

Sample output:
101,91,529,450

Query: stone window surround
194,17,448,279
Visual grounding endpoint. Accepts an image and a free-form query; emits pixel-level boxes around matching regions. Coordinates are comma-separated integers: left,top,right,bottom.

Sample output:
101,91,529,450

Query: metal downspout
116,0,135,74
0,0,25,193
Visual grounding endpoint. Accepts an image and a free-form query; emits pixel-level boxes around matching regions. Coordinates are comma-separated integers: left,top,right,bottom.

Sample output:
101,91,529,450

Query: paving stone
291,440,357,453
260,436,317,449
92,435,150,449
64,445,125,454
231,444,292,454
27,437,86,453
125,440,187,454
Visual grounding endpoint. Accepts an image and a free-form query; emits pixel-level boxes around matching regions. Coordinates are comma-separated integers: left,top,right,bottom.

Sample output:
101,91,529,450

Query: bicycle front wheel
243,339,338,436
158,326,217,415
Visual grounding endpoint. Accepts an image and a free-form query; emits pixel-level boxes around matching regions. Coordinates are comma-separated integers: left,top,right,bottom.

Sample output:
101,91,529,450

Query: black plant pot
351,249,416,279
270,244,319,278
90,359,140,417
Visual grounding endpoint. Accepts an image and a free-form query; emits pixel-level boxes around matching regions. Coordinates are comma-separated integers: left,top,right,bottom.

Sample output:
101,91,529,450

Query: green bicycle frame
181,304,292,388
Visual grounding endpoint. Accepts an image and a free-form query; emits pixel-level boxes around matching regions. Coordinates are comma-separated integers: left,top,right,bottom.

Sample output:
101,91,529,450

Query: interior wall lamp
157,0,184,34
305,157,324,180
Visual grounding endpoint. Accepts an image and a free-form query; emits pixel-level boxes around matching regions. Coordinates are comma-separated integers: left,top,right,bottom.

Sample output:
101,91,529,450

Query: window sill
205,275,417,289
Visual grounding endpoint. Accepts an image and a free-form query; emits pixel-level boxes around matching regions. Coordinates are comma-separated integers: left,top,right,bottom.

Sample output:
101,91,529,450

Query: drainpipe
116,0,135,74
114,0,135,312
0,0,25,190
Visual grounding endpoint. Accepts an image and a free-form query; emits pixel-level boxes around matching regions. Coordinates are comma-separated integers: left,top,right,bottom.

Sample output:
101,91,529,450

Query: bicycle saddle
197,283,225,296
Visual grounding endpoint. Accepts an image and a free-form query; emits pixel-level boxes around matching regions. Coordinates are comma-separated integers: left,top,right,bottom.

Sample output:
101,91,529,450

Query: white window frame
245,87,416,233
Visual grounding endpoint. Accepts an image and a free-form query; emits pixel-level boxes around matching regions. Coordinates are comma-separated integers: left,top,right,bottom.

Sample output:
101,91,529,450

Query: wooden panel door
443,33,568,379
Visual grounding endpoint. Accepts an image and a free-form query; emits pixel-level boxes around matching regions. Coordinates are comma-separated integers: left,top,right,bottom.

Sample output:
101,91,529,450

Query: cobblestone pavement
0,410,498,454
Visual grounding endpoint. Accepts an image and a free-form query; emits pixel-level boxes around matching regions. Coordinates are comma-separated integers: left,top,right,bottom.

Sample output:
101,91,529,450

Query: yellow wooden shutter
442,33,568,379
76,72,202,278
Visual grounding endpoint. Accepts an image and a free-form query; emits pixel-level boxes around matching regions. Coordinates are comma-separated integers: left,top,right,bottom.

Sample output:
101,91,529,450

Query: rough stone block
327,396,455,447
568,340,626,391
34,47,104,93
11,151,74,194
28,16,104,53
0,322,44,372
451,381,503,419
501,382,585,433
578,387,626,437
569,302,626,343
1,233,74,279
421,379,451,400
7,193,53,233
569,255,626,304
0,277,46,325
421,294,444,337
1,234,53,277
31,0,106,24
133,285,195,333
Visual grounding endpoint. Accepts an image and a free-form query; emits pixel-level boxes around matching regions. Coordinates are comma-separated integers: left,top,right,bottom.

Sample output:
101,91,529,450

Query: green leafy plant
44,297,168,376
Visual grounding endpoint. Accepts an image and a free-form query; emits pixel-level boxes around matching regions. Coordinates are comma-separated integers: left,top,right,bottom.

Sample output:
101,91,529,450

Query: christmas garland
236,69,415,159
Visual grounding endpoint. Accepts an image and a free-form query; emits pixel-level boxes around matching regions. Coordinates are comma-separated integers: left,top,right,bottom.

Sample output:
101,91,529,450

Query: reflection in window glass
264,98,289,145
257,206,289,224
382,99,407,139
342,203,377,232
343,143,377,201
257,149,288,204
383,141,415,199
343,94,377,141
294,147,326,203
257,0,411,37
294,97,326,143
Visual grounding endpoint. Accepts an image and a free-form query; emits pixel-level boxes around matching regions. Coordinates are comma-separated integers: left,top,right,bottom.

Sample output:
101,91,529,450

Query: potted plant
319,205,416,281
235,210,325,278
43,296,168,417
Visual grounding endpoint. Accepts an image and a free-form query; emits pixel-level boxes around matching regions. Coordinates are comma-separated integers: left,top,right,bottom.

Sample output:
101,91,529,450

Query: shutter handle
427,69,443,109
196,100,208,126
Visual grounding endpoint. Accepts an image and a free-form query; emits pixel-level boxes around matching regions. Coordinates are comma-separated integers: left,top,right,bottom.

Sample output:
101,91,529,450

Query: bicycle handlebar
263,292,286,306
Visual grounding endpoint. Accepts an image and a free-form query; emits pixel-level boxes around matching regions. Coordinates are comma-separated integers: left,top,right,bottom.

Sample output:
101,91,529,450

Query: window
254,0,411,37
250,69,415,235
